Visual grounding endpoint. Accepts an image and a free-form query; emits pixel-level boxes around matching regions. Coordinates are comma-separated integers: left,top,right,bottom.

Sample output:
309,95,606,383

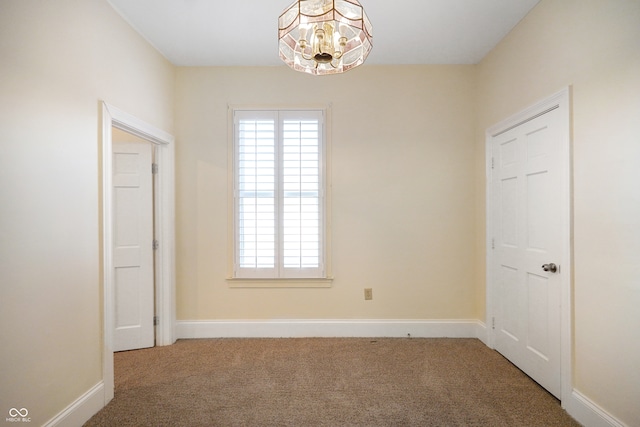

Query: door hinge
152,163,159,174
491,157,495,169
153,316,159,326
491,238,495,250
153,239,159,250
492,317,495,330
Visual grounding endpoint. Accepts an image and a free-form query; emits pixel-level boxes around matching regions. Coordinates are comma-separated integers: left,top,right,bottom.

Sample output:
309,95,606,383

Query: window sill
226,277,334,288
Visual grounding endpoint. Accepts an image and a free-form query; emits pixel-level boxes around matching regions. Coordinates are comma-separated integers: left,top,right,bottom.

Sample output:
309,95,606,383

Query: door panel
491,109,562,398
115,267,142,327
113,140,154,352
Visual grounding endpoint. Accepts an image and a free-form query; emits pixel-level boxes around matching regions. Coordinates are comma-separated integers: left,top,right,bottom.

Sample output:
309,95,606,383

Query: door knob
542,263,558,273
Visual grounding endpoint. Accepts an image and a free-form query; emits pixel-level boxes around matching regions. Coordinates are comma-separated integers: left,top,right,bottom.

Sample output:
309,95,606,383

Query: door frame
485,87,572,404
101,102,176,403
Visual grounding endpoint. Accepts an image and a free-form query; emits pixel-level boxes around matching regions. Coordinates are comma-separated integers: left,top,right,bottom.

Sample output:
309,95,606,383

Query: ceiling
106,0,541,67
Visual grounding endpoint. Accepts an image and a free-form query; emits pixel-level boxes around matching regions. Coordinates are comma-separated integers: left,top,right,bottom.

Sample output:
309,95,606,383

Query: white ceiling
106,0,541,66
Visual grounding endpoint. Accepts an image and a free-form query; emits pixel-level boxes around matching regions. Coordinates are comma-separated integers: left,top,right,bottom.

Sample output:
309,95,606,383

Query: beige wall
175,65,478,320
476,0,640,425
0,1,174,425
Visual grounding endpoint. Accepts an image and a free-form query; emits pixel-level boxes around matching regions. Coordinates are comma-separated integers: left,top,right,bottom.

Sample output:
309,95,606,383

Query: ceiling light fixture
278,0,372,76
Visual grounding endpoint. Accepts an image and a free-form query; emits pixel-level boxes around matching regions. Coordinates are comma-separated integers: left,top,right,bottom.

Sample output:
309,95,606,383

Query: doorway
485,88,572,403
101,102,175,403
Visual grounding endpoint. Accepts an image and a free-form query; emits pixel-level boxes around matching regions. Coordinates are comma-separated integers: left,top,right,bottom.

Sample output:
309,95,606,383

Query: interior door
112,140,155,352
490,108,563,398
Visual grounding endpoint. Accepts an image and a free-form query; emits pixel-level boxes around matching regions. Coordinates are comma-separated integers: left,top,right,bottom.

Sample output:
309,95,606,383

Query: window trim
227,105,333,286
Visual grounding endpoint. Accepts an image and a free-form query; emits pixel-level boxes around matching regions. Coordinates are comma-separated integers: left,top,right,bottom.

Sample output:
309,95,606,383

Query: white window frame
228,106,331,285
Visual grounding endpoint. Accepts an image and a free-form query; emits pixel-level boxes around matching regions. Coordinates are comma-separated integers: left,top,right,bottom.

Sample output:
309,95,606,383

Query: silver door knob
542,263,558,273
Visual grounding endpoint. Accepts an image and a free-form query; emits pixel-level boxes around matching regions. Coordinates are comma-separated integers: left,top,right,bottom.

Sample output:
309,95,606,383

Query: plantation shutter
281,111,323,278
235,111,277,278
234,109,324,279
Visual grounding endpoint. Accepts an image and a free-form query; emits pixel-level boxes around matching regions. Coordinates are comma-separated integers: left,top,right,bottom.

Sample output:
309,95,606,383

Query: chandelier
278,0,373,76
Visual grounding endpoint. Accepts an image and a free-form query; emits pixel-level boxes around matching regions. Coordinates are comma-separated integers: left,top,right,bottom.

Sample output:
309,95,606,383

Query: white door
490,107,563,398
112,140,155,352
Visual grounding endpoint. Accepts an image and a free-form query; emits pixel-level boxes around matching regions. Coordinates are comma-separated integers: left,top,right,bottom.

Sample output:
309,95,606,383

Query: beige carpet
85,338,580,426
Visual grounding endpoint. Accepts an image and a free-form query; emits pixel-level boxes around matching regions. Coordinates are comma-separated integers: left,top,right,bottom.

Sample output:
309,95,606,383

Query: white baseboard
176,319,486,339
474,321,489,345
564,389,628,427
43,382,105,427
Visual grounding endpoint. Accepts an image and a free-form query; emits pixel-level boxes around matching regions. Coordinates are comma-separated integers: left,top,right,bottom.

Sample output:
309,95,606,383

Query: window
232,109,326,279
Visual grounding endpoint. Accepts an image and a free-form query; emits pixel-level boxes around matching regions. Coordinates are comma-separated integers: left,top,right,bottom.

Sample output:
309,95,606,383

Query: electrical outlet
364,288,373,300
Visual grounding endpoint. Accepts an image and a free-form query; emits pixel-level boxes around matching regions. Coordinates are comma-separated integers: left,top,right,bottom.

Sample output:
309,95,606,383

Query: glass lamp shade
279,0,373,76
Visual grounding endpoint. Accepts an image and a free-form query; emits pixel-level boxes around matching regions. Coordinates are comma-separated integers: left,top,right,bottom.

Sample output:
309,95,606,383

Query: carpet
85,338,580,426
